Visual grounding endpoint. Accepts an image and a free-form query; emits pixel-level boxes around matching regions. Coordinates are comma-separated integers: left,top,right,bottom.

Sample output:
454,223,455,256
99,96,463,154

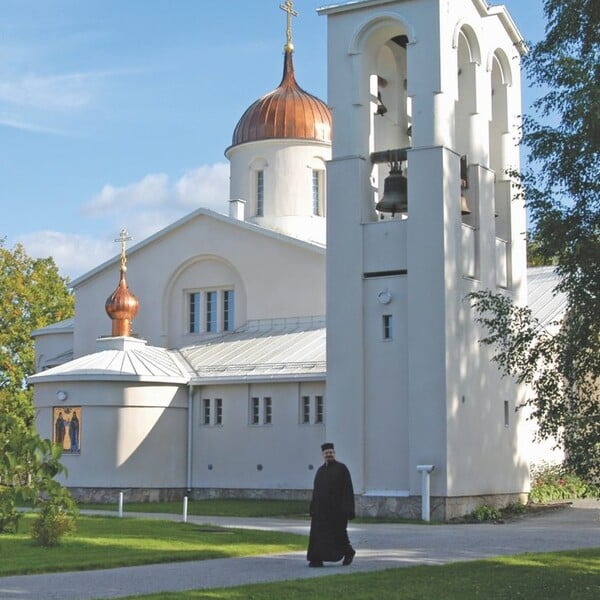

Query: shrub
30,491,78,547
469,505,501,522
529,462,600,503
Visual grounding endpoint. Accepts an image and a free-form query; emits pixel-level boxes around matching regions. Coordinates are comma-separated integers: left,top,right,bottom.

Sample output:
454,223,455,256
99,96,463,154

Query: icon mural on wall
53,406,81,454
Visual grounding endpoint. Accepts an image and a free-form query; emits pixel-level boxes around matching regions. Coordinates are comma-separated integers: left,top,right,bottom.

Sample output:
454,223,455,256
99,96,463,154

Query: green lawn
118,548,600,600
0,513,306,576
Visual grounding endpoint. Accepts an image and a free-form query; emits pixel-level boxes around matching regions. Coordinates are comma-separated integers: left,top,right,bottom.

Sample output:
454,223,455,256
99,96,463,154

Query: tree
0,239,74,418
0,240,77,538
470,1,599,483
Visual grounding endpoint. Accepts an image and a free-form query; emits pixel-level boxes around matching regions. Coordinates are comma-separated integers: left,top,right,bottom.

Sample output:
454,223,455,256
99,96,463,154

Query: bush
30,494,77,547
530,462,600,503
469,505,501,522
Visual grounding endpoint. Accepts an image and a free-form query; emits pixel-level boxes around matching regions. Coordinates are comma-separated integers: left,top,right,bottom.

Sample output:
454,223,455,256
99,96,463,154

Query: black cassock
306,460,355,562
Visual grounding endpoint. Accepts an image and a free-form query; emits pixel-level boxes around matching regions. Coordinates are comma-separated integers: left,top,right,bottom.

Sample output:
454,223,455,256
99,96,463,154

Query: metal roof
527,266,567,330
180,317,326,384
28,338,190,384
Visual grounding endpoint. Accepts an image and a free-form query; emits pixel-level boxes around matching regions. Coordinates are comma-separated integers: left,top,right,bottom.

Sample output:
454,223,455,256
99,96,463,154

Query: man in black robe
306,442,356,567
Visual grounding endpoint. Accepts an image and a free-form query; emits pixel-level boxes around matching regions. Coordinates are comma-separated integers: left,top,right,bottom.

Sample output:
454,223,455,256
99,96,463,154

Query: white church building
30,0,548,520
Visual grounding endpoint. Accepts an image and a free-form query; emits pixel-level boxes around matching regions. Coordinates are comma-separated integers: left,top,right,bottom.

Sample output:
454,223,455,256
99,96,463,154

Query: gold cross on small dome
279,0,298,52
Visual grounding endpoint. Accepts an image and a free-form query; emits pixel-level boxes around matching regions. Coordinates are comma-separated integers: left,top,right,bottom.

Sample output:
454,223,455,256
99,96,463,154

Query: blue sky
1,0,546,280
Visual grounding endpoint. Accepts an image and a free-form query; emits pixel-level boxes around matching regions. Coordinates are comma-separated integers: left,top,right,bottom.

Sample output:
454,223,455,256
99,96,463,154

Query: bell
376,164,408,216
460,178,471,215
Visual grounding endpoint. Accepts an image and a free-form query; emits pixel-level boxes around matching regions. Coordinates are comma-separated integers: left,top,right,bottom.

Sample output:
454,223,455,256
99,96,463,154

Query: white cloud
17,231,114,282
84,162,230,218
0,73,93,111
18,162,231,281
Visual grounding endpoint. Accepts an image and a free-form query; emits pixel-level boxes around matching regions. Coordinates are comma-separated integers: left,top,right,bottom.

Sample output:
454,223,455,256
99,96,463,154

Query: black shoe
342,548,356,566
309,560,324,568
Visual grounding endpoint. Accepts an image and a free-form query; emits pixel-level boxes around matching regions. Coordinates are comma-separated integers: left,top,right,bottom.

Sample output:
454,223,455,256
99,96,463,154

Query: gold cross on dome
279,0,298,51
115,227,132,272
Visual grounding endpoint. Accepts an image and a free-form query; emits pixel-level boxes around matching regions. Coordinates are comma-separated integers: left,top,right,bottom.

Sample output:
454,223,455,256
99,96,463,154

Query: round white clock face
377,290,392,305
56,390,68,401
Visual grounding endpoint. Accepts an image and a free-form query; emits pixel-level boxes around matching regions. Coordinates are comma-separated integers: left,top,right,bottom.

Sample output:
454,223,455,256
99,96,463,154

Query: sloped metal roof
28,338,190,384
31,317,74,337
527,266,567,330
180,317,326,384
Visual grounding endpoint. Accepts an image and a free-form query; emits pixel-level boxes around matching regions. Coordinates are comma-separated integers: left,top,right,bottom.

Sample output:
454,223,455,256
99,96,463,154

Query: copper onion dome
105,229,139,337
230,48,332,148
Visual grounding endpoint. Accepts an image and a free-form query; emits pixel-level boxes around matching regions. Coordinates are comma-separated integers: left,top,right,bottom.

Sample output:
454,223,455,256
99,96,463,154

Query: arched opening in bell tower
352,19,412,222
489,50,512,288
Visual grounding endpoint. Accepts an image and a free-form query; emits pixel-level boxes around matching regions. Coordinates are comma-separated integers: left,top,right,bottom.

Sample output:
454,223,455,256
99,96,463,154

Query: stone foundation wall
68,487,527,520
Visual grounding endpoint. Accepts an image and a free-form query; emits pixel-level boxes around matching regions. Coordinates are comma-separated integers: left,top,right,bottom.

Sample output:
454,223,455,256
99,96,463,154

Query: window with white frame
215,398,223,425
189,292,201,333
187,289,235,334
223,290,234,331
299,395,325,425
201,398,223,427
205,291,217,332
256,170,264,216
202,398,211,425
301,396,311,424
250,396,272,425
312,169,323,216
315,395,324,423
382,314,393,340
251,397,260,425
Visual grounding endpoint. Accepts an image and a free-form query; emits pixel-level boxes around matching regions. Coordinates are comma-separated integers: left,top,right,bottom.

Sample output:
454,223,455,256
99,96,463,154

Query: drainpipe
186,385,194,493
416,464,435,521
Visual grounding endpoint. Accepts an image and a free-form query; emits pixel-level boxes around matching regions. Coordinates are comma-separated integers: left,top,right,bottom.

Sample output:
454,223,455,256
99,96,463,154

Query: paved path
1,500,598,600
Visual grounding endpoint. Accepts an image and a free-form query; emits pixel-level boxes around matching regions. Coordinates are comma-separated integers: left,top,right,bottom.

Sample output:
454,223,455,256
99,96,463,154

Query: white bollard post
416,465,435,522
118,492,124,518
182,496,188,523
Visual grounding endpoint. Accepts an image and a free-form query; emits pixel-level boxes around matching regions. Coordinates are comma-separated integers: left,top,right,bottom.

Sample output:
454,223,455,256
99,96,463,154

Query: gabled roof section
71,207,325,288
28,337,191,384
180,316,326,384
527,266,568,330
31,317,74,338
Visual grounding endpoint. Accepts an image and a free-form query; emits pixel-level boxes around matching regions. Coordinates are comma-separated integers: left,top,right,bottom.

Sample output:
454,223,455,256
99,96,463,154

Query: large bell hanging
376,164,408,216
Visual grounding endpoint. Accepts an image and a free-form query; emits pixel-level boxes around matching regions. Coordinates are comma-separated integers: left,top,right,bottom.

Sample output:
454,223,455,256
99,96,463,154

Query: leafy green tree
471,1,599,483
0,239,77,538
0,239,74,418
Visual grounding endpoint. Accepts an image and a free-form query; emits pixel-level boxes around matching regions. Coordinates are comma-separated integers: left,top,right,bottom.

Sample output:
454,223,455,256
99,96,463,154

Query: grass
79,498,309,518
118,548,600,600
0,512,306,576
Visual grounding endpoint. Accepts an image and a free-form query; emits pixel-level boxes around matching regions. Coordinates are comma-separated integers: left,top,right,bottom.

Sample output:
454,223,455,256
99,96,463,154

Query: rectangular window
202,398,211,425
223,290,234,331
256,170,264,217
315,395,324,424
383,314,393,340
312,170,321,216
264,397,272,424
215,398,223,425
189,292,201,333
251,397,260,425
206,291,217,332
504,400,510,427
301,396,310,424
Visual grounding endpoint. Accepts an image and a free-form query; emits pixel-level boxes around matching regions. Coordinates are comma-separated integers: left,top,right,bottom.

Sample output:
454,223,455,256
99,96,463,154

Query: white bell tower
319,0,529,519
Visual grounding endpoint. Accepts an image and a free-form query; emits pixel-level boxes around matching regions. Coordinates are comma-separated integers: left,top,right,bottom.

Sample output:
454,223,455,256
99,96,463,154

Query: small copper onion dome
105,270,139,337
230,48,332,148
